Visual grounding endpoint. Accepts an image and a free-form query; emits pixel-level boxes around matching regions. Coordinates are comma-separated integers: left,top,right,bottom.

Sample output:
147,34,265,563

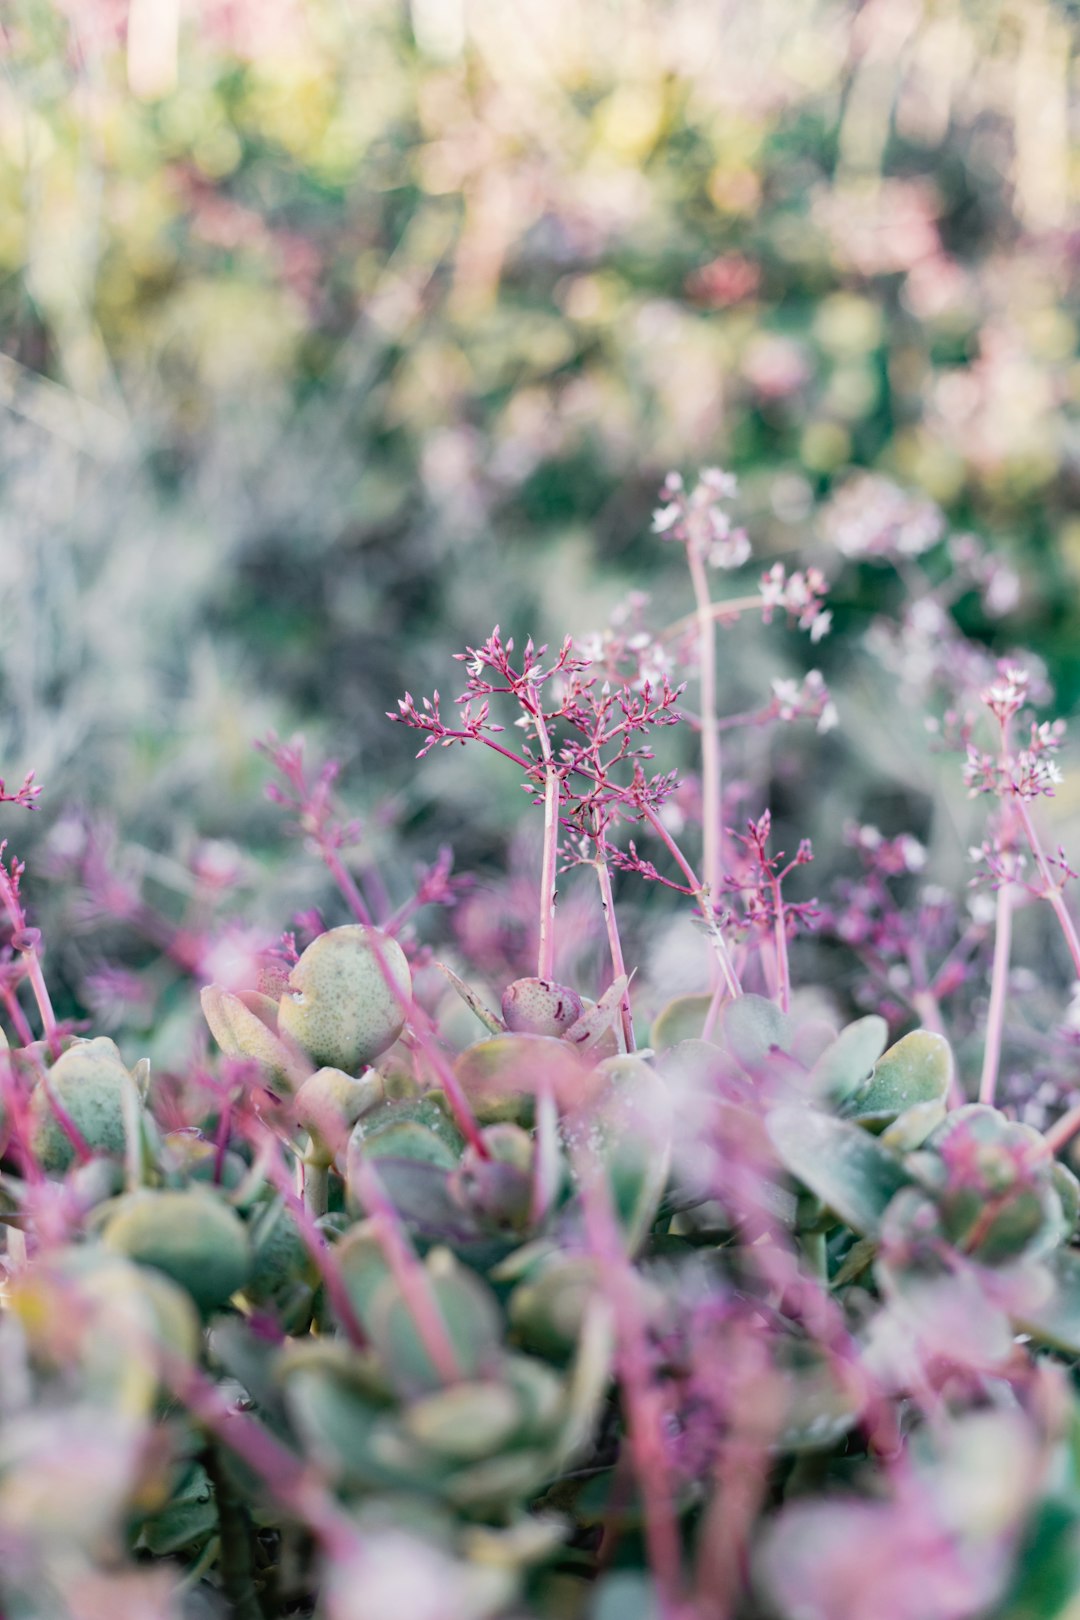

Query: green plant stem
203,1445,267,1620
800,1230,827,1284
303,1159,328,1217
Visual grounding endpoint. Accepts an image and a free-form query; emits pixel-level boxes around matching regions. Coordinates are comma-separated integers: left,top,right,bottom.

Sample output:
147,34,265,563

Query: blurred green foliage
0,0,1078,844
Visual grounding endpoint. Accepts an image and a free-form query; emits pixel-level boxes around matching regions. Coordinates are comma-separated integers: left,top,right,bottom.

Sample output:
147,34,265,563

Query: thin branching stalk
593,834,635,1051
249,1132,367,1348
687,542,722,912
353,1161,462,1384
573,1148,683,1615
320,843,374,926
768,873,790,1014
1046,1104,1080,1154
0,865,59,1057
637,801,741,999
1014,794,1080,979
165,1353,359,1560
530,698,561,981
979,873,1014,1106
980,719,1019,1106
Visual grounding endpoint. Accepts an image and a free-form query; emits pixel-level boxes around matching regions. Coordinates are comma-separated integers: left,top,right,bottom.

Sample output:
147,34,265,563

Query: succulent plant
27,1037,137,1173
501,978,585,1038
100,1188,252,1312
277,925,412,1073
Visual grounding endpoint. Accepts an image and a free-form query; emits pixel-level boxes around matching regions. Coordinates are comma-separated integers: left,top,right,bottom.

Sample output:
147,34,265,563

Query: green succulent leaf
766,1105,910,1237
807,1016,888,1104
1013,1247,1080,1354
650,994,713,1050
839,1030,953,1129
720,994,791,1069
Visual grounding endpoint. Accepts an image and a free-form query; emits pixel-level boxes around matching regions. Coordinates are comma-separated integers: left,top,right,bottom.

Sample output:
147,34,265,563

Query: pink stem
243,1125,367,1348
165,1354,359,1558
979,874,1013,1106
659,592,768,644
320,844,373,927
0,984,34,1048
573,1147,683,1612
1046,1103,1080,1154
1014,795,1080,979
363,927,489,1158
352,1161,462,1385
0,866,59,1057
594,844,635,1052
770,877,790,1015
531,702,560,981
433,731,535,772
687,543,722,910
638,803,742,999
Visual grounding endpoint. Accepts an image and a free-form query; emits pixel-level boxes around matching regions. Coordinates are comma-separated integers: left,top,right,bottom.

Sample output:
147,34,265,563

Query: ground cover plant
4,471,1080,1619
3,0,1080,882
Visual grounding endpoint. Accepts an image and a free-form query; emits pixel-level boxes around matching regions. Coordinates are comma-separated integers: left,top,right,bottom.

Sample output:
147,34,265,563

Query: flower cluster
651,468,751,570
759,562,832,642
962,665,1067,801
821,472,945,561
0,770,42,810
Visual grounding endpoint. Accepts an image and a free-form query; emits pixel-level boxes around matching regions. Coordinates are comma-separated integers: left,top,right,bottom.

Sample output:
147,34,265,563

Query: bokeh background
1,0,1079,1056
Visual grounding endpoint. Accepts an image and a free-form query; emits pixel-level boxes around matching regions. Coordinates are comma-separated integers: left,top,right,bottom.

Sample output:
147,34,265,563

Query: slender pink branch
430,731,535,773
351,1161,462,1385
687,543,722,909
361,926,489,1159
594,840,635,1052
240,1123,367,1348
979,874,1013,1106
638,803,742,999
981,716,1019,1108
769,876,790,1015
531,702,561,981
165,1354,359,1558
1046,1103,1080,1154
0,864,59,1057
1014,796,1080,980
320,845,373,926
0,983,34,1048
572,1144,683,1614
659,593,767,644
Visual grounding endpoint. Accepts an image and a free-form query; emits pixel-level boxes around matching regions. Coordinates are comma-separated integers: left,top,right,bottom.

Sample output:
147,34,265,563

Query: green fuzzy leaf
1014,1247,1080,1353
991,1497,1080,1620
767,1106,910,1237
880,1098,947,1152
591,1572,657,1620
284,1365,421,1491
138,1464,217,1556
403,1381,525,1461
808,1016,888,1103
839,1030,952,1128
720,994,790,1068
1053,1161,1080,1240
650,994,713,1049
368,1251,503,1397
